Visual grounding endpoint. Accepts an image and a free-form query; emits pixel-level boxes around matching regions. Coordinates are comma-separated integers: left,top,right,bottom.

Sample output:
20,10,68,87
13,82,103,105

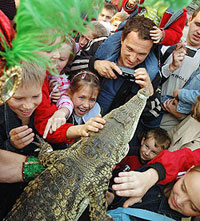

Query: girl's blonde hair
69,71,100,95
191,96,200,122
110,11,129,25
62,35,76,66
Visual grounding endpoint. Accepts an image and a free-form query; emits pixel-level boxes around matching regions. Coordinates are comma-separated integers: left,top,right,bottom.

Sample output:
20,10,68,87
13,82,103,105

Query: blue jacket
94,30,161,120
177,68,200,114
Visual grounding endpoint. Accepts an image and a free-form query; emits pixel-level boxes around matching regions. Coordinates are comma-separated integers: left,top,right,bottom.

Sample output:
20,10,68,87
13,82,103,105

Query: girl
34,40,105,146
108,164,200,220
43,70,102,139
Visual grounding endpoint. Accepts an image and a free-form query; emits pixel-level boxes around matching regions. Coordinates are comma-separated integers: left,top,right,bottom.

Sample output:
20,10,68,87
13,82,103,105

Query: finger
9,125,29,136
111,63,122,76
81,130,89,137
18,133,35,147
43,120,52,138
11,128,33,141
123,197,141,208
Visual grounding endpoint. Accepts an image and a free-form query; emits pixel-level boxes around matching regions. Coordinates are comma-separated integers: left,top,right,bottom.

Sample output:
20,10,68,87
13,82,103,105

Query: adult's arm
0,149,25,183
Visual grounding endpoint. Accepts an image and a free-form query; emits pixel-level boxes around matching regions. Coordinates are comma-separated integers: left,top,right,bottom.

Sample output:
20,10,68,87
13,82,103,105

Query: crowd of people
0,0,200,220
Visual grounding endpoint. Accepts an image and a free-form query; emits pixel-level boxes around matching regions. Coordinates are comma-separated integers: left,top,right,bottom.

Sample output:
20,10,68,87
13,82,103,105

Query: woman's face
168,170,200,216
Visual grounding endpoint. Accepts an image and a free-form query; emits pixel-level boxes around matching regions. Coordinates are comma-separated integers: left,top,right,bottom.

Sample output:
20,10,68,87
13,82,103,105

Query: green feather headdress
0,0,103,72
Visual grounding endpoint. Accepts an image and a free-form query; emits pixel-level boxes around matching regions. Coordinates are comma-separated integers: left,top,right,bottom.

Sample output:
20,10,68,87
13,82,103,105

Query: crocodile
4,88,150,221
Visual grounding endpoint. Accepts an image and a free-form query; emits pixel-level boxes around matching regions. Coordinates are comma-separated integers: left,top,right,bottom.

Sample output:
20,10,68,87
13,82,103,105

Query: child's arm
34,76,74,144
43,107,69,139
150,26,164,44
159,9,187,46
66,114,106,139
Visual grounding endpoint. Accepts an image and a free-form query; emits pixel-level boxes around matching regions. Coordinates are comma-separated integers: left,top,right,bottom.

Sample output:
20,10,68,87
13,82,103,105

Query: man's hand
43,108,69,139
112,169,159,208
134,68,154,96
173,89,181,100
150,26,164,44
94,60,122,79
9,126,34,149
162,98,186,119
169,43,186,73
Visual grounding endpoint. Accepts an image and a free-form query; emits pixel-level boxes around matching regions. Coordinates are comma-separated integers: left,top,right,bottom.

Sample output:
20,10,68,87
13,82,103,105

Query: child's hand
43,108,70,139
80,114,106,137
150,26,164,44
51,88,62,103
9,125,34,149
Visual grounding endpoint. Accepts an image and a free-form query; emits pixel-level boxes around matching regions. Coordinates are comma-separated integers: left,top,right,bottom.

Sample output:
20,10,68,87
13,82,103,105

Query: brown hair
145,128,171,150
20,61,46,87
69,71,101,95
89,21,108,38
122,16,156,41
191,95,200,122
191,7,200,20
103,3,118,16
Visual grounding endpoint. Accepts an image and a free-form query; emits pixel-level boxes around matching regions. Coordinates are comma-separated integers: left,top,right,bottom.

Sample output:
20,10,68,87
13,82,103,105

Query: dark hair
191,7,200,20
144,128,171,150
69,71,101,95
122,16,156,41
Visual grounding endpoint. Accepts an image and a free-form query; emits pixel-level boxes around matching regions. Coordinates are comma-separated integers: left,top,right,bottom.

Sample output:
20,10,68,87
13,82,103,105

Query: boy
113,128,171,175
0,61,46,156
97,3,118,23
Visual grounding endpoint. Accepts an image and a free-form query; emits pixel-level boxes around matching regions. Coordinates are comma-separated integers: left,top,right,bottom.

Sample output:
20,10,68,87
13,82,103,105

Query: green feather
1,0,103,72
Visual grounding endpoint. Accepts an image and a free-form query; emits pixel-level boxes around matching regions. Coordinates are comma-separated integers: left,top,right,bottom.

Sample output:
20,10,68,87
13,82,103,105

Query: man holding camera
88,16,162,146
89,16,161,125
160,7,200,131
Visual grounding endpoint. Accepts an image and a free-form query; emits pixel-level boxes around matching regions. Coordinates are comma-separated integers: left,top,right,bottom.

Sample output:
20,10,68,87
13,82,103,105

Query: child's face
140,137,163,162
41,37,71,73
98,8,114,23
78,31,93,50
7,83,42,120
168,169,200,216
70,85,99,117
110,20,121,32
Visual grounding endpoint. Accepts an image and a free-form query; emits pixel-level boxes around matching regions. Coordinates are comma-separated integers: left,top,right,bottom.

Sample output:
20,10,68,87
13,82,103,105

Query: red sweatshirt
122,0,187,46
34,75,73,144
147,148,200,185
